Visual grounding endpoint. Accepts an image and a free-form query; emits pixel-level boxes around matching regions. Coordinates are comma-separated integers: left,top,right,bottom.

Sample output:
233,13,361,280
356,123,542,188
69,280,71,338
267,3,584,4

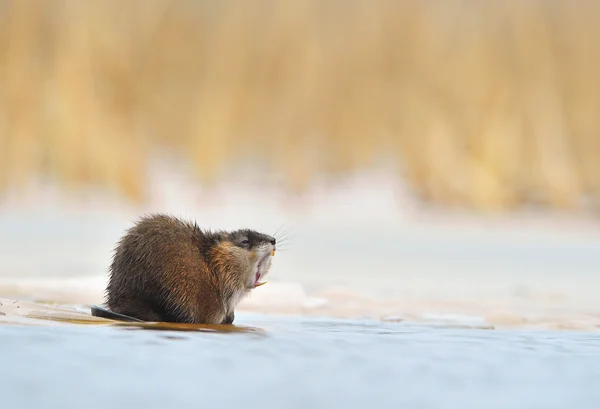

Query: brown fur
103,213,276,324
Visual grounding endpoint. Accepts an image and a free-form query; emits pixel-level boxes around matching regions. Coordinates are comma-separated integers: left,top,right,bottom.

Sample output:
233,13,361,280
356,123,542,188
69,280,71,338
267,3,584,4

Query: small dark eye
240,238,249,246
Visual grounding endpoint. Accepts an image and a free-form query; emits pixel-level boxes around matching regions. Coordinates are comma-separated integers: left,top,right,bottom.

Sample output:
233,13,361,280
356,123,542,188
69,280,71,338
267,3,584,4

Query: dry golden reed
1,0,599,212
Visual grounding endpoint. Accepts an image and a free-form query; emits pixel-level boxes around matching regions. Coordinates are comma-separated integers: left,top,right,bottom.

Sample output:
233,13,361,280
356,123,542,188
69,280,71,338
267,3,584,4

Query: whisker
274,243,292,250
274,225,292,239
274,229,297,245
275,235,297,244
275,233,289,242
272,224,285,238
275,226,296,238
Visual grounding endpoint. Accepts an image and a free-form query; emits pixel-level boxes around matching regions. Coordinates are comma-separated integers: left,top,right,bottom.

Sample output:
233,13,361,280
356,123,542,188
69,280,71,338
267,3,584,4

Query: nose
270,237,276,245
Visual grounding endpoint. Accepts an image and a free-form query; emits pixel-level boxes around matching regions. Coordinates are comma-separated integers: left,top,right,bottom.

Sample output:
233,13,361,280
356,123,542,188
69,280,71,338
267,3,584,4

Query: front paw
222,312,235,325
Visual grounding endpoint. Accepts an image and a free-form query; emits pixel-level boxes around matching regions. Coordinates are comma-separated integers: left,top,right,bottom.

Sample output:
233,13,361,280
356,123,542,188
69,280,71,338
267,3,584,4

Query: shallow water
1,312,600,409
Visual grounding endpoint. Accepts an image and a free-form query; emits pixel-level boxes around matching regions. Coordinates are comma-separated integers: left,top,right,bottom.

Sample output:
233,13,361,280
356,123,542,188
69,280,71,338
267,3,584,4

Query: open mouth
253,252,271,287
254,271,266,287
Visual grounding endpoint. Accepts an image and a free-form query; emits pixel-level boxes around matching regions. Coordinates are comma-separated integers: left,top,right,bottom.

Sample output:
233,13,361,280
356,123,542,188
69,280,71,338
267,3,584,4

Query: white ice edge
0,276,329,310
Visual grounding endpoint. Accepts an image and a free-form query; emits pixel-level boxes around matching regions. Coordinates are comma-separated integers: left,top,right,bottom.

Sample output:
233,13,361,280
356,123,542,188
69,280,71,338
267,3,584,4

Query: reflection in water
110,321,267,336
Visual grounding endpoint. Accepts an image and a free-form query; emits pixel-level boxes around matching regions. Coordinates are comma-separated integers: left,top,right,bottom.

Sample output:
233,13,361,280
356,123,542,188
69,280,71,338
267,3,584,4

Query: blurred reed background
1,0,599,213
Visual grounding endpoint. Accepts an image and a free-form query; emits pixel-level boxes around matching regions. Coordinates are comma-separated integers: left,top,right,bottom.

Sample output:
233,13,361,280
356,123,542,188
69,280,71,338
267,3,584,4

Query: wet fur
104,213,275,324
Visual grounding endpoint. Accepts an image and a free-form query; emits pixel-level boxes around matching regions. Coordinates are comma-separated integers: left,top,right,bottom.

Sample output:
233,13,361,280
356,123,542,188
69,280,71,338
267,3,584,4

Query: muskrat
98,213,276,325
